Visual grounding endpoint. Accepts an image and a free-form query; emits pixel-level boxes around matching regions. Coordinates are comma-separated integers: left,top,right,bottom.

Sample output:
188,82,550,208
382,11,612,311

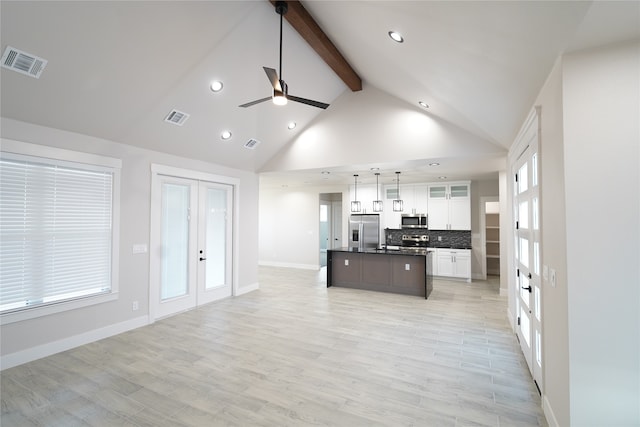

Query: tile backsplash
385,228,472,249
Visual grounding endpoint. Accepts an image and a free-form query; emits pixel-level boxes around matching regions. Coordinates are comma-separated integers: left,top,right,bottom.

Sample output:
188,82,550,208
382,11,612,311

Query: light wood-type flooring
1,267,547,426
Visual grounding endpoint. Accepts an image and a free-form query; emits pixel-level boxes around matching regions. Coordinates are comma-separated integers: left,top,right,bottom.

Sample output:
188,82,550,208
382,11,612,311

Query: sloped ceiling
1,1,638,186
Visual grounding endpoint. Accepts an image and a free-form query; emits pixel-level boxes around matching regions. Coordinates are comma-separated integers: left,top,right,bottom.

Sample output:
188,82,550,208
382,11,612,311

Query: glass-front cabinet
427,182,470,230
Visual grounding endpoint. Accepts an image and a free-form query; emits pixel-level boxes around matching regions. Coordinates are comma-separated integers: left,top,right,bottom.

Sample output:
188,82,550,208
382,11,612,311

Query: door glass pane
520,307,531,346
533,241,540,276
532,154,538,187
535,285,541,321
532,197,539,230
205,187,227,290
520,275,530,307
519,237,529,268
518,163,528,194
161,183,190,300
536,330,542,366
519,201,529,229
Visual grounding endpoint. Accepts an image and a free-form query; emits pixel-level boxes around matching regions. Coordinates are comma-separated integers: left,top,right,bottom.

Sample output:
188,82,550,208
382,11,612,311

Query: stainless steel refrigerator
349,214,380,250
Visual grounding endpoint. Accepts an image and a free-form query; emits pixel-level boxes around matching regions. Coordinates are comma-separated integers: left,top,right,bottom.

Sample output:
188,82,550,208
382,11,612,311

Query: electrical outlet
405,263,410,271
132,301,139,311
344,259,349,266
438,236,442,242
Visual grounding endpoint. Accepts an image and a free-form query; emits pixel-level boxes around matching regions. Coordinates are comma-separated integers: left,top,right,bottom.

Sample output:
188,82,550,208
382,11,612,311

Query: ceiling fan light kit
239,1,329,110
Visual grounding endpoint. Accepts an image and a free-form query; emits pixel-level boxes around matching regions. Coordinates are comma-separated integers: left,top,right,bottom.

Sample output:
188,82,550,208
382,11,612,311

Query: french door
513,143,543,391
152,173,233,320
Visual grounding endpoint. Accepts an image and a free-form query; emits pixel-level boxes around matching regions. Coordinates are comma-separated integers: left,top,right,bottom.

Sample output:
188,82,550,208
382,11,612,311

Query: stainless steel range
401,234,429,247
401,234,430,255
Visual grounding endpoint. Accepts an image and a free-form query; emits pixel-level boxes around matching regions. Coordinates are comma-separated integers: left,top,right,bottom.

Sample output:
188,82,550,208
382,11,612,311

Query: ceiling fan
239,1,329,110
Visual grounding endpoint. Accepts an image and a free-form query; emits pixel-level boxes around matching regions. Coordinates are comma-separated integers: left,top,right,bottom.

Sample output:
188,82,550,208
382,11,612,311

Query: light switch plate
543,265,549,281
550,268,557,287
344,259,349,266
405,263,410,271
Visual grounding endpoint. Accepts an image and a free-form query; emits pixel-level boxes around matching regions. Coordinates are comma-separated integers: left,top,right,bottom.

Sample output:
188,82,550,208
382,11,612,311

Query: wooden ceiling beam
270,0,362,92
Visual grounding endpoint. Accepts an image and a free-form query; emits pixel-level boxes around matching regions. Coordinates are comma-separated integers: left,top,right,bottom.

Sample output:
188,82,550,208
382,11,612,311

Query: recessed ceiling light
210,80,223,92
321,171,330,175
220,130,232,140
388,31,404,43
419,101,429,108
287,121,297,130
429,162,440,166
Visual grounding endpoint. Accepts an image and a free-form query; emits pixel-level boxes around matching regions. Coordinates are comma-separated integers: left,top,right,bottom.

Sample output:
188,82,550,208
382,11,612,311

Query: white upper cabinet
427,182,471,230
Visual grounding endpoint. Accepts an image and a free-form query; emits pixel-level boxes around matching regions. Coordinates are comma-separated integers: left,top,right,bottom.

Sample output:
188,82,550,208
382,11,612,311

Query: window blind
0,153,114,313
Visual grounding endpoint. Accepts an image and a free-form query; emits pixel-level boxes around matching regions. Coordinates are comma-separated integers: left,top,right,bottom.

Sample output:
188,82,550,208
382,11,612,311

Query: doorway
319,193,342,267
484,201,501,277
150,166,235,320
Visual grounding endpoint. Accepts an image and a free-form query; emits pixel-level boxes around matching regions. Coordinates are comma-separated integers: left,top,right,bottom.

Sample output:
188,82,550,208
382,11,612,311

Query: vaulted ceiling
1,1,638,187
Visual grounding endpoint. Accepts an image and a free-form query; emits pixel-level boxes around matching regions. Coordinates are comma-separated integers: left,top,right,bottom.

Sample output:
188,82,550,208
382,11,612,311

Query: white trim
542,394,559,427
0,315,149,370
236,283,260,296
0,293,118,326
500,288,509,297
507,306,515,330
1,138,122,169
259,261,320,270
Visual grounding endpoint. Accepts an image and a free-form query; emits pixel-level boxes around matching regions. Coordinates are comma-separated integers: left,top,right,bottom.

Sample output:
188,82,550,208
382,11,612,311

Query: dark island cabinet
327,249,432,299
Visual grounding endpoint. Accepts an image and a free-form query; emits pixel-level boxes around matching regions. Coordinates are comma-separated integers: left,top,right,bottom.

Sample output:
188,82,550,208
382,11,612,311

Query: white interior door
197,182,233,304
513,145,543,391
152,174,233,319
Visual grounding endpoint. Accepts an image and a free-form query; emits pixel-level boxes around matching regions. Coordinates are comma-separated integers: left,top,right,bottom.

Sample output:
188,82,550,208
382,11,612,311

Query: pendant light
393,171,404,212
373,173,383,212
351,174,361,212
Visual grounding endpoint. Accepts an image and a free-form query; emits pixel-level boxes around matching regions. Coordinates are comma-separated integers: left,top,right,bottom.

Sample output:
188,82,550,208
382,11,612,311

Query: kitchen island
327,248,433,299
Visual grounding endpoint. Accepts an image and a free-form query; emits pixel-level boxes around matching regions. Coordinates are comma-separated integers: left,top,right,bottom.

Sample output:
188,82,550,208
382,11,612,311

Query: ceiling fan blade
288,95,330,110
239,96,272,108
263,67,282,92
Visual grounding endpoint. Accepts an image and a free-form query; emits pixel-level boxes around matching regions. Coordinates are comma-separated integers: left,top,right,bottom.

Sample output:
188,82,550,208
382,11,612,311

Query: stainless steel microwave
401,213,428,229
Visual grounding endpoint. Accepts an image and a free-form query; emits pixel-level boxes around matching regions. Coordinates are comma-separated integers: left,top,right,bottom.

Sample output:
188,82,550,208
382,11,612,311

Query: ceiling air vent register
164,109,190,126
1,46,48,79
244,139,261,149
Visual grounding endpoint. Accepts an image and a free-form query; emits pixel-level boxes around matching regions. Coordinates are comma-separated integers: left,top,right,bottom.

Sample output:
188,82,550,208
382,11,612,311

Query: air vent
1,46,48,79
244,139,261,149
164,109,190,126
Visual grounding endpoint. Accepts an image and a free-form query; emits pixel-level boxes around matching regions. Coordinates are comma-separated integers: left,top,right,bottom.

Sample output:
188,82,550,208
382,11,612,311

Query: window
0,140,121,322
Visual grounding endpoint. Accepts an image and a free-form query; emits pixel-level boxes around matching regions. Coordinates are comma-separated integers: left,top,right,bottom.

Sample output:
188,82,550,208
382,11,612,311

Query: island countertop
328,247,431,256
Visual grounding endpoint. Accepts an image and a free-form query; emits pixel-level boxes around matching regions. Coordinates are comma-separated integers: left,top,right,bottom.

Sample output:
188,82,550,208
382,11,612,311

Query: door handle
199,257,206,261
521,285,532,293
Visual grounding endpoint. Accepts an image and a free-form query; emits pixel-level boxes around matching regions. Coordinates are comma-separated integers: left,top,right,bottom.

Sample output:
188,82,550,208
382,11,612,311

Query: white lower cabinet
435,248,471,281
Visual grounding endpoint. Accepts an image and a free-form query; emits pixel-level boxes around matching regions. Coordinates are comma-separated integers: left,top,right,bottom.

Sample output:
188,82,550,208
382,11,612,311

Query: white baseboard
259,261,320,270
0,315,149,370
507,307,515,330
542,394,559,427
236,282,259,296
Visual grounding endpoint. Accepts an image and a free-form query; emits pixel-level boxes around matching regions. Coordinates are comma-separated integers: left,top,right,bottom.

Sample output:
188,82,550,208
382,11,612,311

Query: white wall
535,57,571,427
259,184,349,269
562,40,639,426
261,84,505,173
0,118,260,366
